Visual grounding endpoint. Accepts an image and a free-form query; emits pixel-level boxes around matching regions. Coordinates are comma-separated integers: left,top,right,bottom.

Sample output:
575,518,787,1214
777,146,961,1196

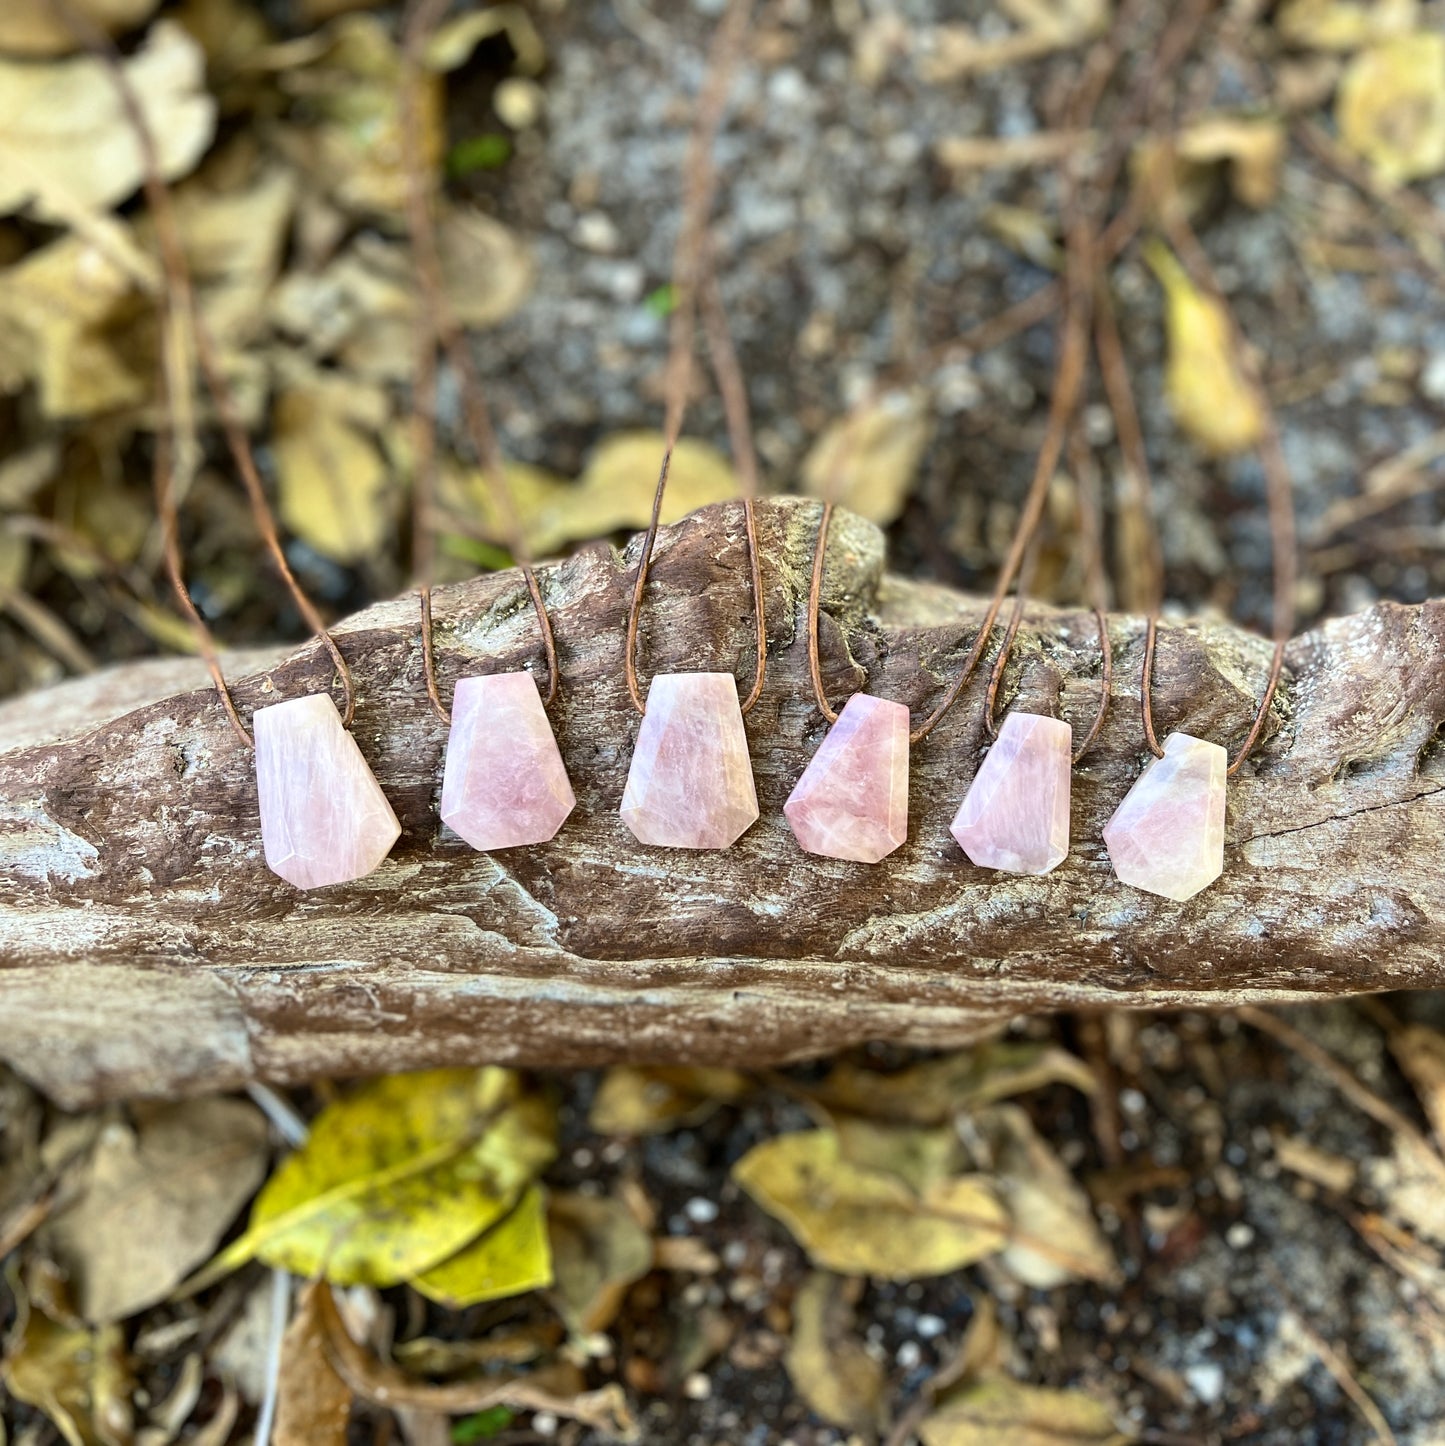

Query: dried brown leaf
1277,0,1417,51
785,1272,886,1441
1389,1023,1445,1145
801,389,933,525
547,1191,654,1336
0,21,214,223
919,1377,1134,1446
0,0,160,58
589,1066,750,1136
275,1282,354,1446
45,1098,268,1324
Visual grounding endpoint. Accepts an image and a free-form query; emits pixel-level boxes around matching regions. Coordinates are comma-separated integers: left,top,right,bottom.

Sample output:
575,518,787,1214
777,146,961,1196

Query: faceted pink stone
441,672,575,851
1103,731,1227,901
620,672,759,849
784,693,909,864
950,712,1072,875
253,693,401,890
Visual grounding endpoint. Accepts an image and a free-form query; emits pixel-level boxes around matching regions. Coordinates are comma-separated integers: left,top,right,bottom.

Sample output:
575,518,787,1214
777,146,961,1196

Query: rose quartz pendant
619,672,759,849
254,693,401,890
1103,731,1227,901
440,672,575,851
784,693,909,864
950,712,1072,875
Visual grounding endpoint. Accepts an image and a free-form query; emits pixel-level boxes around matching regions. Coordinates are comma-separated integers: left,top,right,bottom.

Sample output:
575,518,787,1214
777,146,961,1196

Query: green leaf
644,283,677,316
446,134,513,176
451,1406,517,1442
413,1184,553,1308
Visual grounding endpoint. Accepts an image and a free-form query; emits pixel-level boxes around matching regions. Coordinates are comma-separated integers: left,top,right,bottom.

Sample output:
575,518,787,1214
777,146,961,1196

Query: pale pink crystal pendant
440,672,575,851
1103,731,1227,901
619,672,759,849
784,693,909,864
254,693,401,890
950,712,1072,875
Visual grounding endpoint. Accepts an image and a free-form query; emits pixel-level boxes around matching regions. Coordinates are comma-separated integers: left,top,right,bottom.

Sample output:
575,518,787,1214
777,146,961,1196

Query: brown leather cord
983,532,1043,740
624,0,756,716
698,266,767,715
1066,426,1114,765
400,0,558,723
65,0,356,741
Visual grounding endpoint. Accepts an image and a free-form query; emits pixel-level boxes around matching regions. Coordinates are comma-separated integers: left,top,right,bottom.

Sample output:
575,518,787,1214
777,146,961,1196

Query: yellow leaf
412,1184,554,1309
0,21,214,222
424,5,546,74
442,433,738,558
1389,1023,1445,1145
1337,33,1445,185
812,1041,1097,1126
274,387,393,564
1145,239,1264,457
588,1066,750,1136
801,389,933,525
198,1068,555,1288
732,1129,1008,1279
919,1377,1135,1446
547,1191,654,1335
785,1272,886,1441
439,207,535,330
1174,116,1287,209
0,0,159,57
1277,0,1417,51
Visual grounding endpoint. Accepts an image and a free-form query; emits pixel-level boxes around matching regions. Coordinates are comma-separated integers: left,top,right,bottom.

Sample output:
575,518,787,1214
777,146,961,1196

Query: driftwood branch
2,498,1443,1107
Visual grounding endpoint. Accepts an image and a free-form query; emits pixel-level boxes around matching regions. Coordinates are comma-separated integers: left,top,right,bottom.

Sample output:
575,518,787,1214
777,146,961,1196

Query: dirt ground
4,0,1445,1442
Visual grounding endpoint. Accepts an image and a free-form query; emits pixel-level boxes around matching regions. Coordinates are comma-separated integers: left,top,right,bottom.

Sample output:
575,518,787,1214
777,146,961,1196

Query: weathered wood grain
2,498,1442,1107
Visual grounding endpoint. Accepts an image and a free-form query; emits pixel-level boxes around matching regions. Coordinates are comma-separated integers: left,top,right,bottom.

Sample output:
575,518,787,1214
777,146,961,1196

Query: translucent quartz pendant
784,693,909,864
950,712,1071,875
440,672,575,851
253,694,401,890
619,672,759,849
1103,731,1227,901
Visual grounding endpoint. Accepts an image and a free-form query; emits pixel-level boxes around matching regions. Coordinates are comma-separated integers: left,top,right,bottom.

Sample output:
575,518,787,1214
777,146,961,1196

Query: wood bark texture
1,498,1442,1107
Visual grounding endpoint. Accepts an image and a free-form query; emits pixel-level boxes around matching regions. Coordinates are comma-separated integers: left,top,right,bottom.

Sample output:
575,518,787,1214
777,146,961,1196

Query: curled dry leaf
1388,1022,1445,1146
733,1128,1008,1280
785,1272,886,1442
412,1184,553,1309
1145,239,1264,458
0,234,148,420
0,0,160,57
275,1282,354,1446
45,1097,268,1324
2,1279,134,1446
1137,116,1287,212
438,208,536,329
274,382,393,564
801,389,933,526
1276,0,1418,51
811,1040,1097,1126
0,21,215,223
423,4,546,75
276,15,443,220
314,1284,640,1442
196,1067,556,1289
1337,33,1445,185
918,1377,1135,1446
589,1065,750,1136
547,1190,654,1336
965,1104,1117,1289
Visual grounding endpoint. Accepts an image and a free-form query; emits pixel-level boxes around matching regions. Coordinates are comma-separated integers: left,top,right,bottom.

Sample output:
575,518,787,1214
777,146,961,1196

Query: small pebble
1185,1362,1225,1406
532,1411,559,1437
1226,1223,1255,1249
897,1340,922,1370
1421,351,1445,404
916,1313,946,1340
683,1372,712,1401
685,1196,720,1225
573,211,621,253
